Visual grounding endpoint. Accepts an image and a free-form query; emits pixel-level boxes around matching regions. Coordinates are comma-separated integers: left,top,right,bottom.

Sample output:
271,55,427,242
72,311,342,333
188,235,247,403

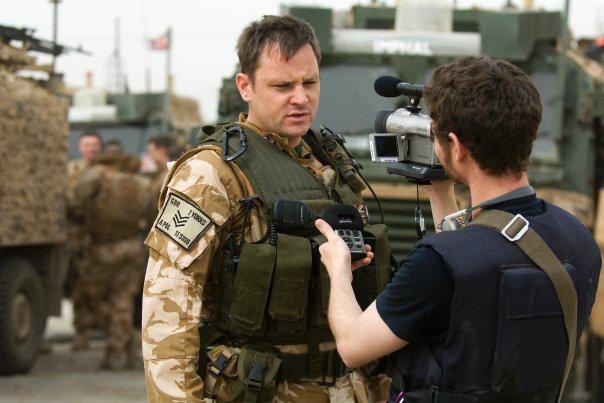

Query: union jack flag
149,31,170,51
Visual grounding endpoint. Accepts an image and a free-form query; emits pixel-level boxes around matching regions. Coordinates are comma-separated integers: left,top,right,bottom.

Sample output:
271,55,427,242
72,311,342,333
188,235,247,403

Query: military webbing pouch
237,347,282,403
352,224,392,310
308,233,331,317
228,232,319,338
363,224,392,291
267,234,312,336
228,242,276,335
203,345,242,401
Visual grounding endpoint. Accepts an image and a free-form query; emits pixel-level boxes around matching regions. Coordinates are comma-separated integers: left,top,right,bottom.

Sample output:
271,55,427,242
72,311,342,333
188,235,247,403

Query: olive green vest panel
197,124,392,390
200,125,330,211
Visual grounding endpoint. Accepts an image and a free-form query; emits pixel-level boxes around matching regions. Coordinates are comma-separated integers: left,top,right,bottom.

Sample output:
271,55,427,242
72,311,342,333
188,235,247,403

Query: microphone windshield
323,204,364,230
374,76,402,98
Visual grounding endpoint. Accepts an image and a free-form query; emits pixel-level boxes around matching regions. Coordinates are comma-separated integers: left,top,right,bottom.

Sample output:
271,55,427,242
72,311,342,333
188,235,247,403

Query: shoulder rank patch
155,193,213,251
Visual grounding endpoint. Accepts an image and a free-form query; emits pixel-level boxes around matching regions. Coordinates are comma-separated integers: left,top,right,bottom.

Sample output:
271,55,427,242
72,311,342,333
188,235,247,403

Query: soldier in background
168,143,186,162
69,151,152,369
105,139,124,155
65,131,103,302
145,135,175,225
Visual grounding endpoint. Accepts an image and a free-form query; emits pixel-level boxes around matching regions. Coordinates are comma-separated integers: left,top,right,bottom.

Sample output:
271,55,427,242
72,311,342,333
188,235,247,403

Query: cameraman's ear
236,73,252,102
448,132,468,161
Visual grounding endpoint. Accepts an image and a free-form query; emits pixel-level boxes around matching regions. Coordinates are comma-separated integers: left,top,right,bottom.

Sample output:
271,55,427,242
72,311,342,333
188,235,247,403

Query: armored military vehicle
0,25,80,375
218,3,604,401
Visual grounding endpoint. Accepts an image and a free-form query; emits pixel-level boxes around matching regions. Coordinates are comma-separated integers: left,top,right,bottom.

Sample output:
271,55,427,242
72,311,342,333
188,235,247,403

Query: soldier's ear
236,73,252,102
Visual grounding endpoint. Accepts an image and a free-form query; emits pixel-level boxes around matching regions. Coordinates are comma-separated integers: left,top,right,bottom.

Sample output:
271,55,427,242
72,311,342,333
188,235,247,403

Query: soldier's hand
315,219,373,282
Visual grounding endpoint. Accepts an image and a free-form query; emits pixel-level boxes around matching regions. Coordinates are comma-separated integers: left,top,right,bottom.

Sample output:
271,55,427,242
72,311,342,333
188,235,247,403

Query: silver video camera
369,76,447,183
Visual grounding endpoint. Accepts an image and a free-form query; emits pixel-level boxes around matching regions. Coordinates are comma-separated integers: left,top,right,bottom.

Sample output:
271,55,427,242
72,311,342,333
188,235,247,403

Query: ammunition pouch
204,346,241,401
218,223,391,338
202,339,346,401
237,346,282,403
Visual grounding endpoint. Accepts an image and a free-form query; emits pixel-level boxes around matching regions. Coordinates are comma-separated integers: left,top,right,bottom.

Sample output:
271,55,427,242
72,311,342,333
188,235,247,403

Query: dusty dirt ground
0,300,147,403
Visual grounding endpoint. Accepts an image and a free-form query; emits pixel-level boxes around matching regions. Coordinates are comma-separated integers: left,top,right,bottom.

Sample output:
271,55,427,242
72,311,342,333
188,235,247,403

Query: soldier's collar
237,113,301,158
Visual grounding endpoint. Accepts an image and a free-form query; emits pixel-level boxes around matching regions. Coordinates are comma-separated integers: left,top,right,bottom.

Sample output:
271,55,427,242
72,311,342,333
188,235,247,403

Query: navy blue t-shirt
376,194,546,344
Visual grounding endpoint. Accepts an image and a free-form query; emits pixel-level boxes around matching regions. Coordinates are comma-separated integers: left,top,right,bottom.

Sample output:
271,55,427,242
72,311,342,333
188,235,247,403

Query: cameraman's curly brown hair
423,56,542,177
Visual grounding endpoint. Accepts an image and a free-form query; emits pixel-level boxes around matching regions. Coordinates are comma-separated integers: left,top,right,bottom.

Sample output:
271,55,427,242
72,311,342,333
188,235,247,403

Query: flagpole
164,27,172,133
166,27,172,95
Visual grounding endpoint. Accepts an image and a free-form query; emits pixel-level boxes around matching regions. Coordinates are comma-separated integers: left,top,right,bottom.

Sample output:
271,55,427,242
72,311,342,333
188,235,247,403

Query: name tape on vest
155,193,213,251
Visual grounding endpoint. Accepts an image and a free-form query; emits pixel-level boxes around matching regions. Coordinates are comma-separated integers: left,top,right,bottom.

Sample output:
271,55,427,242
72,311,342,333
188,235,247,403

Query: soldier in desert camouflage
145,135,176,226
142,15,392,402
70,151,151,368
66,132,102,313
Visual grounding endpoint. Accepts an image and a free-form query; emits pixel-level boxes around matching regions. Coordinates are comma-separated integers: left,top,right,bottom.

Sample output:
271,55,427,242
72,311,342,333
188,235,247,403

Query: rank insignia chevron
172,210,189,227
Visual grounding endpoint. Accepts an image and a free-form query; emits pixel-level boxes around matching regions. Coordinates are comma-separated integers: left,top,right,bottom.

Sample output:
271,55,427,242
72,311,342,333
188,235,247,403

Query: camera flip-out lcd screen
375,135,398,158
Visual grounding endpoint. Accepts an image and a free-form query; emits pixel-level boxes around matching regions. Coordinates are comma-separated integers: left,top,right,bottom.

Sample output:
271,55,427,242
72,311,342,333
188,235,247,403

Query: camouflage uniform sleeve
141,149,243,403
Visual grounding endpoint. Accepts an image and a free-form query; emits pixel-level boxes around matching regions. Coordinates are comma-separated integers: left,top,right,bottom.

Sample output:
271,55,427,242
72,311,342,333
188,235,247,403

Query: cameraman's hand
315,219,373,282
423,179,458,231
423,178,455,197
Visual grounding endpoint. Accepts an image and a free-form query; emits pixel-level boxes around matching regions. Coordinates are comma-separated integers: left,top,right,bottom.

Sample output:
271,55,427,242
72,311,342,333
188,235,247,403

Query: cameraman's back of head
423,56,542,179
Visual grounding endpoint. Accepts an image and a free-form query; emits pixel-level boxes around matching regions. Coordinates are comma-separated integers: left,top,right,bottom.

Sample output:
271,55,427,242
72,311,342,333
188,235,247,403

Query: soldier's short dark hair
237,15,321,80
79,131,102,143
423,56,542,177
148,135,175,150
167,144,186,161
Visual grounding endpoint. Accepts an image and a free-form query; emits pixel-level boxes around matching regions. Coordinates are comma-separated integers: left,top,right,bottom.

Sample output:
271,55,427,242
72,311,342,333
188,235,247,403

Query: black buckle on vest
209,353,229,377
214,353,229,371
221,125,248,161
247,361,266,390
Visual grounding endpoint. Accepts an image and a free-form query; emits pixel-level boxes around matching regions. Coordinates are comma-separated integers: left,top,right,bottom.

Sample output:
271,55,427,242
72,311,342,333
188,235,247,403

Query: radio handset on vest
272,200,366,261
324,204,367,261
272,199,320,233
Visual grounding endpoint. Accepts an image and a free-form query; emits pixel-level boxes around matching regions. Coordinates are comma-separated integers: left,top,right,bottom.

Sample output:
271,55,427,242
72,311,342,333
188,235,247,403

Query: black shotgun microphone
374,76,424,98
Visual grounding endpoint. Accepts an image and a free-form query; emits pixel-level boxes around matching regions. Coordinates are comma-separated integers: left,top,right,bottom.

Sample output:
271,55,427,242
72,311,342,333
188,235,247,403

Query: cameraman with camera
316,56,601,403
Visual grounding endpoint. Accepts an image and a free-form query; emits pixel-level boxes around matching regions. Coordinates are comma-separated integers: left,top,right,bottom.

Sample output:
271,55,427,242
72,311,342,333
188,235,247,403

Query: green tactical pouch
268,234,312,336
203,345,242,401
228,242,276,335
351,224,392,309
237,347,282,403
308,234,331,317
363,224,392,292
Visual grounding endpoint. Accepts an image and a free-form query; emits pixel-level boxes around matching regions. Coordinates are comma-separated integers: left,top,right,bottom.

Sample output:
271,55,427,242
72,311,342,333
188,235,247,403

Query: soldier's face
79,135,102,163
236,44,320,145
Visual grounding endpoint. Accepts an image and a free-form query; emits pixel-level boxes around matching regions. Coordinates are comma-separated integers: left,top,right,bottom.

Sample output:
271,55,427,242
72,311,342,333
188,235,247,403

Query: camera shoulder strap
471,209,577,403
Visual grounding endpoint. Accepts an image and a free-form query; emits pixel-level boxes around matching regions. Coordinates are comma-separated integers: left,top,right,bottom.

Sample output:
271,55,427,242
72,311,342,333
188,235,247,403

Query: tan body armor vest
89,169,150,242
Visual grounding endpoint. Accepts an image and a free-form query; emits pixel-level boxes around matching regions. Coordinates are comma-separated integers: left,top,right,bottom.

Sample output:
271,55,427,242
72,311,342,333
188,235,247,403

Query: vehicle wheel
0,257,45,375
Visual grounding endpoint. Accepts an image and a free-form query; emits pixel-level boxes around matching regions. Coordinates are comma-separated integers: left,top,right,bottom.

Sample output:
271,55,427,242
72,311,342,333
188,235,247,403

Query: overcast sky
2,0,602,122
